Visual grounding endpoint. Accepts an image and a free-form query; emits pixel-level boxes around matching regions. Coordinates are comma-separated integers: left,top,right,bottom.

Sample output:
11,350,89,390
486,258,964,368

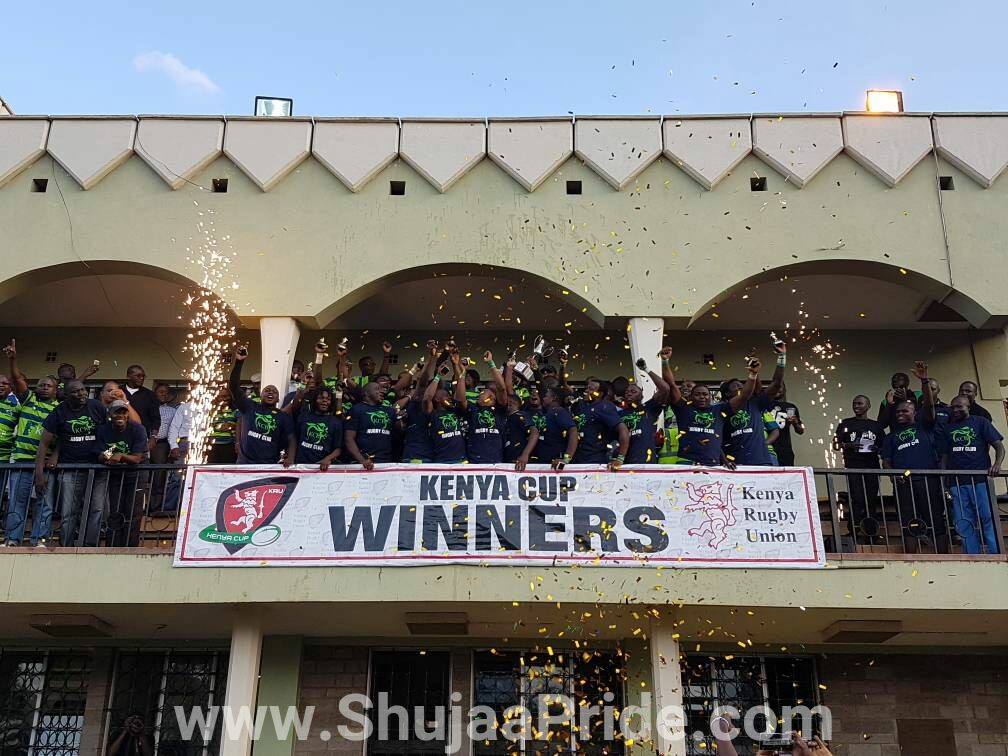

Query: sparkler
182,202,238,465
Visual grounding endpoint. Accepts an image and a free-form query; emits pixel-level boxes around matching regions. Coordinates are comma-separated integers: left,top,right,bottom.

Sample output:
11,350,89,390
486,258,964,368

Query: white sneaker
34,542,48,549
3,540,18,547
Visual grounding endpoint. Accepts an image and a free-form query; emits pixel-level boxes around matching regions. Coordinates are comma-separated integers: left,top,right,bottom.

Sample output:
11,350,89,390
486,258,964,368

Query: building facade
0,111,1006,755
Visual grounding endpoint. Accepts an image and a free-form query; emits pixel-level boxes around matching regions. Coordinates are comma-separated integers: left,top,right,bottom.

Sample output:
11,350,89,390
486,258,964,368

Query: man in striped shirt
2,340,60,547
0,374,20,461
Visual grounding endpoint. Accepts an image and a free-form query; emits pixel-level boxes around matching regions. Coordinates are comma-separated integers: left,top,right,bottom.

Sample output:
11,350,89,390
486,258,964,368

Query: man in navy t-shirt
295,388,344,471
938,394,1004,554
94,400,149,547
618,359,671,465
722,345,786,466
572,378,628,469
465,352,509,464
345,381,399,468
503,393,539,470
423,352,468,464
532,386,579,468
229,349,297,466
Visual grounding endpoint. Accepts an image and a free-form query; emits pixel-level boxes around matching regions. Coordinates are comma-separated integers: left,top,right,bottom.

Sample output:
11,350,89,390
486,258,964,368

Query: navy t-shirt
938,416,1003,471
619,397,664,464
42,399,108,463
94,420,148,461
881,421,939,470
572,399,623,464
533,406,577,463
346,403,396,463
401,399,433,462
428,405,467,463
466,404,506,464
504,410,535,462
297,412,343,464
671,399,730,466
725,394,774,466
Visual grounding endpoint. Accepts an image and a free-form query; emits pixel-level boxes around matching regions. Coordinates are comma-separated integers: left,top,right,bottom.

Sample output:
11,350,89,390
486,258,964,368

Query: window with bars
0,649,90,756
368,650,451,756
681,655,820,756
473,649,626,756
104,649,228,756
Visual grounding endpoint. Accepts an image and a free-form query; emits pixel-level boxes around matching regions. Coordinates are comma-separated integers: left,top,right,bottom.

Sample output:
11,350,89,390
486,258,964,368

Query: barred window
0,649,90,755
368,650,451,756
104,649,228,756
682,655,820,756
473,649,626,756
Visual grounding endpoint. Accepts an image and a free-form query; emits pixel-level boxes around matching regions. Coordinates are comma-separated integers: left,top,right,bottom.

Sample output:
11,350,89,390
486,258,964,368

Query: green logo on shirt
622,412,642,431
574,413,587,430
730,410,751,428
368,410,390,430
897,427,918,443
950,426,977,445
477,409,496,429
532,414,547,432
106,441,129,454
68,416,96,435
305,422,329,444
254,413,278,435
439,414,461,433
693,411,715,428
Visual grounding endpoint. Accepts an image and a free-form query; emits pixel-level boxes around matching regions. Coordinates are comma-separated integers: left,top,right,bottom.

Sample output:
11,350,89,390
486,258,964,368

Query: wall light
254,96,294,117
865,89,903,113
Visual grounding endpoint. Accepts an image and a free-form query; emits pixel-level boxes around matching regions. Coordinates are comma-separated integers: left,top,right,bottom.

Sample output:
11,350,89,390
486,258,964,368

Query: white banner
173,464,824,568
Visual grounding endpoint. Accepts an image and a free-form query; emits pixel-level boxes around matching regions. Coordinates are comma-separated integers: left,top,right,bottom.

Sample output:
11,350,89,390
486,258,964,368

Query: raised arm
727,359,760,413
557,351,571,394
80,360,100,380
4,340,28,399
422,371,439,415
660,347,682,404
379,341,393,377
645,364,670,405
765,339,787,399
484,351,507,405
228,348,254,414
451,353,467,410
911,361,935,425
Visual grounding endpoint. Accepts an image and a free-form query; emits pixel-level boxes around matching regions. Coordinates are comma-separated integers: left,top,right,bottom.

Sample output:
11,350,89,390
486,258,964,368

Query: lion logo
950,426,977,445
305,421,328,444
621,411,642,431
254,413,278,435
68,416,96,435
897,427,918,443
693,411,715,429
440,413,461,433
729,409,751,429
477,409,496,429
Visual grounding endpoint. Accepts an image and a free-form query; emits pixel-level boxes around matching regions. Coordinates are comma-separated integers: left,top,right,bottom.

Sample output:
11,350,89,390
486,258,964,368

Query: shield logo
213,477,298,554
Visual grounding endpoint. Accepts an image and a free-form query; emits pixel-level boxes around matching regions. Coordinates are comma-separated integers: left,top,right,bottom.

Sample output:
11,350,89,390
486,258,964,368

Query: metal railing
814,468,1007,556
0,463,1004,557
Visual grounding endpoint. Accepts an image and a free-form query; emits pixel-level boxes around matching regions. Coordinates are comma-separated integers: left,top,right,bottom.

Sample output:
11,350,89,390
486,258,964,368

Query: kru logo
304,421,328,444
254,413,278,434
68,416,96,434
477,409,496,429
950,426,977,445
198,477,298,554
897,427,917,443
730,409,751,428
621,411,642,431
440,413,461,432
368,410,390,430
693,411,715,428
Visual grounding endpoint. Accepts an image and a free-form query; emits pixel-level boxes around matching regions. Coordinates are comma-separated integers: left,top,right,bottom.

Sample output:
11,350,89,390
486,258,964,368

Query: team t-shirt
671,399,730,466
428,405,467,463
938,416,1004,471
835,417,886,469
767,401,800,461
572,399,623,464
0,396,19,460
533,406,577,463
401,399,433,462
94,420,149,461
504,410,535,462
234,401,294,464
297,412,343,465
11,391,60,462
619,397,665,464
346,402,396,463
725,395,775,466
466,404,506,464
42,399,108,463
880,421,938,470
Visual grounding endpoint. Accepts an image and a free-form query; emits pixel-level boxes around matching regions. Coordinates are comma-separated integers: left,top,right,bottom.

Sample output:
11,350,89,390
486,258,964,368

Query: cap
250,373,262,383
108,399,130,413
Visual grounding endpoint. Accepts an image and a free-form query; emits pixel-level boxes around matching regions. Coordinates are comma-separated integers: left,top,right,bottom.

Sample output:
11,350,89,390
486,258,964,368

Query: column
628,317,664,400
221,611,264,756
650,619,687,756
252,636,304,756
259,317,301,399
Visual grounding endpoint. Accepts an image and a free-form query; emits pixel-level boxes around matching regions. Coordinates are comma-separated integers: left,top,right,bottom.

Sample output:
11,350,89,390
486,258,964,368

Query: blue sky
3,0,1005,116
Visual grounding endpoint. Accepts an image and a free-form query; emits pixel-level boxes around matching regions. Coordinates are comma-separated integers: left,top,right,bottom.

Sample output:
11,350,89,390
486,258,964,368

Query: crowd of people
0,334,1002,553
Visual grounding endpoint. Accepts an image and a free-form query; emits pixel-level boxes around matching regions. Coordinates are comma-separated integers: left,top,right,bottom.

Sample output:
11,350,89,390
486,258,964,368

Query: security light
865,90,903,113
254,96,293,117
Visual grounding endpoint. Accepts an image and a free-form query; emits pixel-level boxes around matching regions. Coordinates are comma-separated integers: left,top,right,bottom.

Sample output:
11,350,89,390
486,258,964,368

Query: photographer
108,714,153,756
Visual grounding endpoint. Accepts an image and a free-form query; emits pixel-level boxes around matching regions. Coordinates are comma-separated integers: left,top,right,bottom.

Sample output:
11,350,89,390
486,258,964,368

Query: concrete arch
0,260,239,319
688,258,995,329
312,262,607,330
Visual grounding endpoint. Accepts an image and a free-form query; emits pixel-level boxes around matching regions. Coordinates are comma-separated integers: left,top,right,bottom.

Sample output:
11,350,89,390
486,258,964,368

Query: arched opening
688,259,991,329
0,261,240,385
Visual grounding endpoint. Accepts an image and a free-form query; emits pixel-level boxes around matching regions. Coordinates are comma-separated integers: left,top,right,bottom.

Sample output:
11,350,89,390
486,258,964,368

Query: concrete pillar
259,317,300,399
252,636,304,756
628,317,664,400
221,612,264,756
650,620,686,756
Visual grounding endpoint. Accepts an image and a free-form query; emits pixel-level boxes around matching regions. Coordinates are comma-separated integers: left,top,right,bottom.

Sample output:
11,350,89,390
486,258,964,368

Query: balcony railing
0,464,1004,557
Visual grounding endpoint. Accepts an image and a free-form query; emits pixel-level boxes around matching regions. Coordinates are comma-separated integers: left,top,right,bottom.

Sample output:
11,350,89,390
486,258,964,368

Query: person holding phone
877,372,922,430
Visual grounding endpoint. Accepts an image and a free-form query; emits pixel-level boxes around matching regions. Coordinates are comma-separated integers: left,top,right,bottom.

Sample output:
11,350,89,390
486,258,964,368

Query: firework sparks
182,201,238,465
